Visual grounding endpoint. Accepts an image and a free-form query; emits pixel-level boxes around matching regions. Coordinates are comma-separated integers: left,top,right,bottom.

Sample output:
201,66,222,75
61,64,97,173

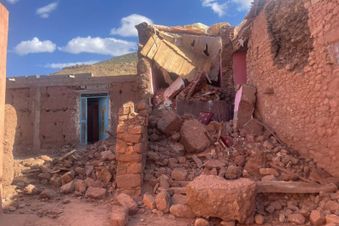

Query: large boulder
180,119,210,153
186,175,256,224
157,110,182,135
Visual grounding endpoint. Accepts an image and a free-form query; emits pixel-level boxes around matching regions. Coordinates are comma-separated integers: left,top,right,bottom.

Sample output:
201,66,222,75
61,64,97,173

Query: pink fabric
234,86,243,113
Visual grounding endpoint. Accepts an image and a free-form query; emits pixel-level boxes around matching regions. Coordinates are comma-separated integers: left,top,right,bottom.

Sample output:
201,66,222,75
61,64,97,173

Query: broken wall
5,75,138,154
246,0,339,176
0,3,8,212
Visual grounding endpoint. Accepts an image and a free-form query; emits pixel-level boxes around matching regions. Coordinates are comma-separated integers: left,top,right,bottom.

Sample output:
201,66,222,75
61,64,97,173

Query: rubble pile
142,109,339,225
14,140,117,200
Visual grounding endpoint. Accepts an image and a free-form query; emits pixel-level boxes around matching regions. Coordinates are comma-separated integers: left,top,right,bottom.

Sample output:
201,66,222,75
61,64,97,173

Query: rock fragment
186,175,256,224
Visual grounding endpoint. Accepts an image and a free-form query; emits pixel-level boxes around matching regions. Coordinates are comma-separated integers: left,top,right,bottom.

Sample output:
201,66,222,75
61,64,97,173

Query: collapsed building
1,0,339,225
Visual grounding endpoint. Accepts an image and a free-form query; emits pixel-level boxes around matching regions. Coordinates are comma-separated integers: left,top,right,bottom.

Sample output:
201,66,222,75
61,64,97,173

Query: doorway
80,94,109,145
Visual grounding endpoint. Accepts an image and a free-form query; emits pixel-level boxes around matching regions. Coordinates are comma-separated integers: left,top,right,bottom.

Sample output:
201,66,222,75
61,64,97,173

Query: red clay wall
0,3,9,212
246,0,339,176
5,76,138,154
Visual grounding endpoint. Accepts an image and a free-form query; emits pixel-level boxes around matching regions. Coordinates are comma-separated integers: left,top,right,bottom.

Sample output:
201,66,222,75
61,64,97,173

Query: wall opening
80,93,109,145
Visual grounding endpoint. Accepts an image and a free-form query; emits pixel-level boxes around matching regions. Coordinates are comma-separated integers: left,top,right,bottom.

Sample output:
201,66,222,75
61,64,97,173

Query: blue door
98,96,109,140
80,94,109,145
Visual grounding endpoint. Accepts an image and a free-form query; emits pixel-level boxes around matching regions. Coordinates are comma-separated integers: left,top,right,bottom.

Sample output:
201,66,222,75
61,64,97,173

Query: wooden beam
256,181,337,194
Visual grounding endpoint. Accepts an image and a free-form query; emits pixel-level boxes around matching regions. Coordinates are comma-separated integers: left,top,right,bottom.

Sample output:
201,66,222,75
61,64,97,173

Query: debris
155,190,171,213
325,214,339,224
169,204,194,218
60,180,75,194
287,213,306,225
194,218,210,226
143,193,156,209
180,119,210,153
171,168,188,181
85,187,106,199
186,175,256,224
116,193,138,214
254,214,265,225
24,184,39,195
310,210,325,226
39,189,57,199
157,110,183,135
111,205,128,226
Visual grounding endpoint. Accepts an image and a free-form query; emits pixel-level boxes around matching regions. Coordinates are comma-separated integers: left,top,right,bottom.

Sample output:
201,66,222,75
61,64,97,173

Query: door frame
80,93,110,145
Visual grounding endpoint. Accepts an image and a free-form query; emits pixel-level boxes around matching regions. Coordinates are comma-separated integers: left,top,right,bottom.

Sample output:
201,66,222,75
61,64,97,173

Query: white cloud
232,0,253,11
60,36,136,56
15,37,56,55
201,0,253,16
110,14,153,37
6,0,19,4
201,0,227,17
45,60,99,69
36,2,58,18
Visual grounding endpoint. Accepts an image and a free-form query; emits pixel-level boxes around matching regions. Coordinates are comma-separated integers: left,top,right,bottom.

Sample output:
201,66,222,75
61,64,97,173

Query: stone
159,174,170,189
117,193,138,214
288,213,306,225
180,119,210,153
96,167,112,184
169,142,185,155
170,204,194,218
61,171,74,185
155,191,171,213
326,214,339,224
111,205,128,226
194,218,209,226
157,110,182,135
143,193,155,209
225,165,242,179
186,175,256,224
85,178,104,188
50,175,62,187
101,151,115,161
85,187,106,199
39,189,56,199
324,200,339,212
204,159,225,169
24,184,39,195
255,214,265,225
310,210,325,225
171,168,188,181
220,221,235,226
74,179,87,194
60,180,75,194
259,168,279,177
172,194,187,205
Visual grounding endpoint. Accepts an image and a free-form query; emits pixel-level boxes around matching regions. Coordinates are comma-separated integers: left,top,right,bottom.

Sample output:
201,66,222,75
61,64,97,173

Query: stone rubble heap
14,140,117,200
139,109,339,226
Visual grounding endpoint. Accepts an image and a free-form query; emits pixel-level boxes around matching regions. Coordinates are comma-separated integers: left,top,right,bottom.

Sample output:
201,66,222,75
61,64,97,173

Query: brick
116,174,141,189
127,163,143,174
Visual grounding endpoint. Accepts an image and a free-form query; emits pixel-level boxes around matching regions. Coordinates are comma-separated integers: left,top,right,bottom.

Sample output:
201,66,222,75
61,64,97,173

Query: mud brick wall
5,76,138,154
115,101,149,196
246,0,339,176
0,3,9,213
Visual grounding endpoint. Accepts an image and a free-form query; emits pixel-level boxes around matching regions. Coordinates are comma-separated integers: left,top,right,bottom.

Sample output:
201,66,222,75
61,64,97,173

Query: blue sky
1,0,252,77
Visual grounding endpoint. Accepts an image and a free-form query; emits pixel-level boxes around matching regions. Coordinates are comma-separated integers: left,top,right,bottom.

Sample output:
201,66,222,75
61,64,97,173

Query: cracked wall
246,0,339,176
